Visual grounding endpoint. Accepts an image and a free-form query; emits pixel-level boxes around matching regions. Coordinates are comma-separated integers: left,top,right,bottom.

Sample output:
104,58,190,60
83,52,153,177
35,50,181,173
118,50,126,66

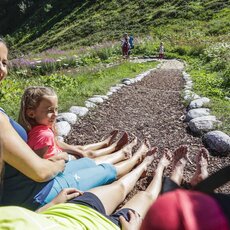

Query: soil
65,59,230,200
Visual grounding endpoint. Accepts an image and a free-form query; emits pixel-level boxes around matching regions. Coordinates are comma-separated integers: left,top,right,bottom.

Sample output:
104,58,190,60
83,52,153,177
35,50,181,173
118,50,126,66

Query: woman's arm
0,113,65,182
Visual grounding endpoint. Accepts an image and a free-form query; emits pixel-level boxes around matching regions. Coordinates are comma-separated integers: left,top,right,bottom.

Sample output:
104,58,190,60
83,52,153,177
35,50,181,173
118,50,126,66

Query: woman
0,39,150,210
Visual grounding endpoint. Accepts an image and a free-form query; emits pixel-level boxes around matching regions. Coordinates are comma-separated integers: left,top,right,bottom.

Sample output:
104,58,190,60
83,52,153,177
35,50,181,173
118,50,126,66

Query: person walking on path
159,42,164,59
129,35,134,49
121,33,130,59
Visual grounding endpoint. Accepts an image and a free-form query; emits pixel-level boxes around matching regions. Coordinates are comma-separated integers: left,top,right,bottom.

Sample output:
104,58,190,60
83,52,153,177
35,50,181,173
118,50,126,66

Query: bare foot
114,132,129,151
134,139,152,163
121,136,138,159
190,148,209,186
105,129,119,146
172,145,188,169
141,150,155,171
159,148,173,168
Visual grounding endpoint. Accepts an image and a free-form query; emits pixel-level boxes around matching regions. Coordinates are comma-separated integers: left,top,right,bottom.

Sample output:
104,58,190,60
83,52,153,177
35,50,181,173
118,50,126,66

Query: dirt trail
66,59,230,194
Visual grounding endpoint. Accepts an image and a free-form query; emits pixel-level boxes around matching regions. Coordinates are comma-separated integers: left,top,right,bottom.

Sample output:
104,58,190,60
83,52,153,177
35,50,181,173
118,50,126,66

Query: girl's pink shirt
27,125,62,159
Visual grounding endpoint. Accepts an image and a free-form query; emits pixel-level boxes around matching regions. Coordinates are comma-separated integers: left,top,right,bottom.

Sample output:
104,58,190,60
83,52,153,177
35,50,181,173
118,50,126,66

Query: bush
221,66,230,94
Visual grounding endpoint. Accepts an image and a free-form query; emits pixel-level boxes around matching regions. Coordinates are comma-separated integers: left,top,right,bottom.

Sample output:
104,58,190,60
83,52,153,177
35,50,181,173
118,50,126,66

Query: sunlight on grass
1,61,158,119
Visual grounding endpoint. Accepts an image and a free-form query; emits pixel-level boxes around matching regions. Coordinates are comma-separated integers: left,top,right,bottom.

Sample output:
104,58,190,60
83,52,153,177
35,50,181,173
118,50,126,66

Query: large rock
182,72,191,81
88,97,104,104
69,106,89,117
188,97,210,110
93,95,109,100
188,116,220,135
57,112,77,125
203,131,230,156
184,108,210,122
56,121,71,137
184,90,200,102
110,86,121,92
185,80,193,88
85,101,97,108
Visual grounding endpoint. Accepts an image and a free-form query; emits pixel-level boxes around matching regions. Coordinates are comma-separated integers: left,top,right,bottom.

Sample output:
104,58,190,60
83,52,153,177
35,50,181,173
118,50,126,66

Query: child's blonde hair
18,86,57,132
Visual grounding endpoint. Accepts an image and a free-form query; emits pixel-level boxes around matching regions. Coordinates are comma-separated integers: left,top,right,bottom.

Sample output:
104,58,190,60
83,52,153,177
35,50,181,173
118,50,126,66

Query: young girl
18,86,128,160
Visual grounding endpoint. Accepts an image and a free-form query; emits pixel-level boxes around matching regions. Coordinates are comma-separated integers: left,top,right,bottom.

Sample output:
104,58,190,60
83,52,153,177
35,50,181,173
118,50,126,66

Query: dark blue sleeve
9,117,28,142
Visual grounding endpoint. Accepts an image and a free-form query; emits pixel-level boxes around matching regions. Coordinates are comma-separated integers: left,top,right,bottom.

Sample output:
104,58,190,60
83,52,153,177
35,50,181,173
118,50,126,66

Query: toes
146,147,158,156
200,148,209,161
164,149,173,161
115,132,129,150
129,136,138,146
142,138,151,149
108,129,119,145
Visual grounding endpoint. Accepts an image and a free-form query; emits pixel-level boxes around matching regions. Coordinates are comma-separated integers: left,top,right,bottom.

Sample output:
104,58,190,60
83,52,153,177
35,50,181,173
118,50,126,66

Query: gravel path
66,59,230,195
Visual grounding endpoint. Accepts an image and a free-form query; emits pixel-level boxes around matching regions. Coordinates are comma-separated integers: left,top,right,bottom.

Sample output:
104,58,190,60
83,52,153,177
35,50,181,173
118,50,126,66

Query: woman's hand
119,210,142,230
36,188,83,213
51,188,83,205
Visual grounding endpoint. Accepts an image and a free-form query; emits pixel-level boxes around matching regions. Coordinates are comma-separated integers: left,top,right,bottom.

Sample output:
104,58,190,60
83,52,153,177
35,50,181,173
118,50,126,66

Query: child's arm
34,146,69,162
36,188,83,213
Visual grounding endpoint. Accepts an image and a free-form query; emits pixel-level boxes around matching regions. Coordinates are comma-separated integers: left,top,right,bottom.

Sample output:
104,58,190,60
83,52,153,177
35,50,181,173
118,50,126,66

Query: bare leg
88,151,155,214
94,136,137,165
120,150,172,217
190,147,209,186
79,130,119,151
114,139,155,178
170,145,188,185
85,132,129,158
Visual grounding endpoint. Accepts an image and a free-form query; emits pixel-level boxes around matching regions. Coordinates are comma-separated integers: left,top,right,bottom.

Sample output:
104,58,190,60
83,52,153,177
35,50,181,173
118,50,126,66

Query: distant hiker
159,42,164,59
121,33,130,59
129,35,134,49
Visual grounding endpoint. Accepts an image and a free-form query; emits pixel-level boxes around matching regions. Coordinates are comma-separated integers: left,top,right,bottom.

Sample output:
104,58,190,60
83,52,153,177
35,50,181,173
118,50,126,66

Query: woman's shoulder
0,109,9,121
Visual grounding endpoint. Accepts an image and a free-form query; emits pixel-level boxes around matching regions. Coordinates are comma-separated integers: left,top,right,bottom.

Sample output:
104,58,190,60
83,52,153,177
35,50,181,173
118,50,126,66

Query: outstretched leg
190,147,209,187
85,132,129,158
88,150,156,215
79,130,119,152
119,150,172,217
94,136,137,165
114,139,154,178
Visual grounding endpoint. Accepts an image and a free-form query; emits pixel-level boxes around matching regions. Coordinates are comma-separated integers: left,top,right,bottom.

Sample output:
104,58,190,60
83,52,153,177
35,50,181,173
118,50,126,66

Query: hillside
0,0,229,135
1,0,230,53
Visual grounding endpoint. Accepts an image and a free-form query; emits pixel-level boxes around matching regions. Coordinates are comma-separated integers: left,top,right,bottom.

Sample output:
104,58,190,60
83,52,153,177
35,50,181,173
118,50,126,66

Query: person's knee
114,180,127,200
100,163,117,183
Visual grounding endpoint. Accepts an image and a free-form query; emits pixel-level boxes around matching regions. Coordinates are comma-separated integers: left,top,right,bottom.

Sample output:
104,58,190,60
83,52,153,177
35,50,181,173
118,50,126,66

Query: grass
1,1,229,135
0,60,158,120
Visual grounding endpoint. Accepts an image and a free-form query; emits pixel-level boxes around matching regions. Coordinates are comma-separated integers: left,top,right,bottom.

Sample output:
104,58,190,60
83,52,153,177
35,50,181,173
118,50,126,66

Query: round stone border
182,71,230,156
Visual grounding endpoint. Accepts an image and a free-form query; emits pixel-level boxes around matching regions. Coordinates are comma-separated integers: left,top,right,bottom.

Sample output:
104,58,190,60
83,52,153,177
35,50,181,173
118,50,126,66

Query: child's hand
51,188,83,205
72,147,86,158
49,152,69,162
